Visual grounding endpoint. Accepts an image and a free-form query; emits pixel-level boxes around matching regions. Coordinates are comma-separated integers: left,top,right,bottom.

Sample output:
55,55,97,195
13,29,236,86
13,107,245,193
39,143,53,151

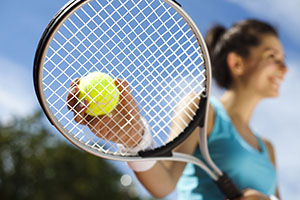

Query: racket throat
138,146,173,157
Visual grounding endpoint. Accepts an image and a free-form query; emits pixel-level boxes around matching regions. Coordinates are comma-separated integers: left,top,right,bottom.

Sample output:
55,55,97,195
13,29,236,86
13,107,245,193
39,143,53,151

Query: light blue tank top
177,97,277,200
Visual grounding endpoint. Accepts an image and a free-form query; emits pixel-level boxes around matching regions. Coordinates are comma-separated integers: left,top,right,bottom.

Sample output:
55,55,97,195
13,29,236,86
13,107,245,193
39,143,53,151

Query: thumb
114,78,134,102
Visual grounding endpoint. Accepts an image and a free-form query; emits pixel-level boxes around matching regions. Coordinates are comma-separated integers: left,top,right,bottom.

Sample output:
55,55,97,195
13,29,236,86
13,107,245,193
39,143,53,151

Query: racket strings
78,86,145,150
42,0,206,156
59,1,163,75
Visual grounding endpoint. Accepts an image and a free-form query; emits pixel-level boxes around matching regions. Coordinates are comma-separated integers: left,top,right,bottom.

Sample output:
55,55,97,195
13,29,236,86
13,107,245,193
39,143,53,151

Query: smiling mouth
270,77,283,87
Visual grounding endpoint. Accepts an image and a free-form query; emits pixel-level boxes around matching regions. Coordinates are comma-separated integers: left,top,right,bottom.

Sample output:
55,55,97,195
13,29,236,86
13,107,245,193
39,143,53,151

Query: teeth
272,77,282,85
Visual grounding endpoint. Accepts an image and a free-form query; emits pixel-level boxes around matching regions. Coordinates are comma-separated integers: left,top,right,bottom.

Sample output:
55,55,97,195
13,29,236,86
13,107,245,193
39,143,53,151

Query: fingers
114,78,134,102
87,116,120,142
67,78,89,125
238,188,269,200
67,78,80,110
114,78,139,115
66,77,142,146
113,78,143,147
74,99,89,125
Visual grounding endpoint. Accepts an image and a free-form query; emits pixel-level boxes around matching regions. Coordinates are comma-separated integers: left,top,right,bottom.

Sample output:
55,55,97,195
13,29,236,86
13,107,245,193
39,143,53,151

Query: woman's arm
133,95,215,198
68,81,216,198
134,128,199,198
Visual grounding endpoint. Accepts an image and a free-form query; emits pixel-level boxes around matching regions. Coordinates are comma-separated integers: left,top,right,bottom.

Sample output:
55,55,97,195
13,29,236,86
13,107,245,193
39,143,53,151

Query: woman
67,19,287,199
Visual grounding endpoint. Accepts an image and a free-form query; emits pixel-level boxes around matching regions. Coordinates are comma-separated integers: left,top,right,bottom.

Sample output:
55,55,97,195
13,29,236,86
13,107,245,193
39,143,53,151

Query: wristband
119,117,154,153
269,195,279,200
127,159,157,172
122,117,157,172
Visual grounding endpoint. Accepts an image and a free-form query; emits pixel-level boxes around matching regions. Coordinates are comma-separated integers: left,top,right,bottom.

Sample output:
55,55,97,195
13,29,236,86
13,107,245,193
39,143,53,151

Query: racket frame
33,0,212,161
33,0,242,199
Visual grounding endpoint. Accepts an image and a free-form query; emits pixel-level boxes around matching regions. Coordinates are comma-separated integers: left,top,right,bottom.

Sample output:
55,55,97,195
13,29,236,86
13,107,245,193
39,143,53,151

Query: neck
219,88,261,125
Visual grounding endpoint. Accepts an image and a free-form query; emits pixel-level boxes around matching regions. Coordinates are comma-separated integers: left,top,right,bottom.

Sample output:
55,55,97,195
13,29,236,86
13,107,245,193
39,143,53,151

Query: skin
67,78,143,148
135,34,287,199
67,34,287,199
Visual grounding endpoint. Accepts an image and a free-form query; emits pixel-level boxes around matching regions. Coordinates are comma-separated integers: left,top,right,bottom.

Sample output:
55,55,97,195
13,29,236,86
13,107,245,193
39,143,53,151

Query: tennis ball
78,72,119,116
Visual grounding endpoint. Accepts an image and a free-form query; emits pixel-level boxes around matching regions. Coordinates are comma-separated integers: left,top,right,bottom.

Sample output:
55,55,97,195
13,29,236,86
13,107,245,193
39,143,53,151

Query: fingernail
71,87,77,95
78,102,85,110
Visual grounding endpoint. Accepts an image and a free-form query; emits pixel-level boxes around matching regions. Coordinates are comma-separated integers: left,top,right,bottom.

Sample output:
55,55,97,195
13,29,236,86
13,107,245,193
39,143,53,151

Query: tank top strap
209,97,269,157
255,135,270,158
209,96,231,122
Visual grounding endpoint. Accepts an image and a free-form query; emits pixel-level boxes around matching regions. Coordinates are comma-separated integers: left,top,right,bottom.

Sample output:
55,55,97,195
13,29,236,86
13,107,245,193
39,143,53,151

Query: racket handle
214,172,242,200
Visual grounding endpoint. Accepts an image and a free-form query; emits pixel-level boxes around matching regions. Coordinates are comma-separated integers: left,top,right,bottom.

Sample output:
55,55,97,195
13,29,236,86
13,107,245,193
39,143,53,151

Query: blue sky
0,0,299,199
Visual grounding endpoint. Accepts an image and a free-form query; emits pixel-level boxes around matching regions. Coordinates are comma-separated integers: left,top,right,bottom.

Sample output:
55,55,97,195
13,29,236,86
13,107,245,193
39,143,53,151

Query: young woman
67,19,287,200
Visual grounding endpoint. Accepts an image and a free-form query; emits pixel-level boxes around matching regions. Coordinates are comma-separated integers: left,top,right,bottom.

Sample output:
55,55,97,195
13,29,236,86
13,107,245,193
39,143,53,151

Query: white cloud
228,0,300,45
0,56,37,123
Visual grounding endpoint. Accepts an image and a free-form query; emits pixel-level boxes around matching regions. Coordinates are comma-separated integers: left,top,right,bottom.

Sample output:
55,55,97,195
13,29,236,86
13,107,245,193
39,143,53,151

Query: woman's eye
268,54,275,59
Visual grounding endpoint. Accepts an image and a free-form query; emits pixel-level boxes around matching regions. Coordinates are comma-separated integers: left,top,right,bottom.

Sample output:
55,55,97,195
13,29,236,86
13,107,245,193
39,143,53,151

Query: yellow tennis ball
78,72,119,116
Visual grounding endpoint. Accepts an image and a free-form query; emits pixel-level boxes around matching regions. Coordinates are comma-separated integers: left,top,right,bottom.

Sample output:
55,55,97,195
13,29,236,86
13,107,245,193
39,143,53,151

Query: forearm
130,107,200,198
134,160,186,198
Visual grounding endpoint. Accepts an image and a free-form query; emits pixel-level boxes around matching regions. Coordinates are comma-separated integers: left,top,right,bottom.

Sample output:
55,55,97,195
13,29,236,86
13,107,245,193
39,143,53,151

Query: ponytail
205,25,226,56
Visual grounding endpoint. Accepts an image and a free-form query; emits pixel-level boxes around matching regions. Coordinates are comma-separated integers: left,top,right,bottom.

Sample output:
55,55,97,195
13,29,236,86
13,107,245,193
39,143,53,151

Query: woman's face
240,34,288,98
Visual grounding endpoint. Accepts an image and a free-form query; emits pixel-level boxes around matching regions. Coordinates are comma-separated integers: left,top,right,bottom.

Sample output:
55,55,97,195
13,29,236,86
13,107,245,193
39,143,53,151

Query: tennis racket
33,0,241,199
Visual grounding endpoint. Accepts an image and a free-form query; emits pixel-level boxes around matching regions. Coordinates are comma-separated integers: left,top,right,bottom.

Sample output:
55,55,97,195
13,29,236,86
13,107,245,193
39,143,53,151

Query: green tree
0,112,140,200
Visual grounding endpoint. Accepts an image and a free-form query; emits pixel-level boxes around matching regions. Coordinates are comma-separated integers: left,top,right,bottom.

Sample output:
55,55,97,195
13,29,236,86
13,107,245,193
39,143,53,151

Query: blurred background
0,0,299,199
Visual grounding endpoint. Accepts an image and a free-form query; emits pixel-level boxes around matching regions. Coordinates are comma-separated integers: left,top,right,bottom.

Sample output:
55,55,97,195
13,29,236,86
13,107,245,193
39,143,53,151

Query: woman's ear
227,52,245,76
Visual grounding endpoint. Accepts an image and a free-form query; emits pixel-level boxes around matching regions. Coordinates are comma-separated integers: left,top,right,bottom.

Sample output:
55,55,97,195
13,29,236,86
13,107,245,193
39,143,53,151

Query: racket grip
214,172,242,200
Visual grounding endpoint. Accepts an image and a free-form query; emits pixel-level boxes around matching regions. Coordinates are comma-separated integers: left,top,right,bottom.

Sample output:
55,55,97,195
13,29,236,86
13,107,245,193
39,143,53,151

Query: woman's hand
67,78,143,148
234,188,271,200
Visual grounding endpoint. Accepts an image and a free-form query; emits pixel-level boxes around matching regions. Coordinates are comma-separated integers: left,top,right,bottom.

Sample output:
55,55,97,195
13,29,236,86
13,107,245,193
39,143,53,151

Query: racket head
33,0,212,161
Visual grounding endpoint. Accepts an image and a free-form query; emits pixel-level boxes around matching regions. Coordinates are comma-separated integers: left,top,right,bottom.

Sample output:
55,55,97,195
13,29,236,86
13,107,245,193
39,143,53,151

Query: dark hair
205,19,278,89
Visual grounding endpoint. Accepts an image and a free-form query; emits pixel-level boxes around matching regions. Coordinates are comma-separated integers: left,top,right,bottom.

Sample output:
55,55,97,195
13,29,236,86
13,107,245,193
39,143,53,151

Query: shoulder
262,138,276,166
